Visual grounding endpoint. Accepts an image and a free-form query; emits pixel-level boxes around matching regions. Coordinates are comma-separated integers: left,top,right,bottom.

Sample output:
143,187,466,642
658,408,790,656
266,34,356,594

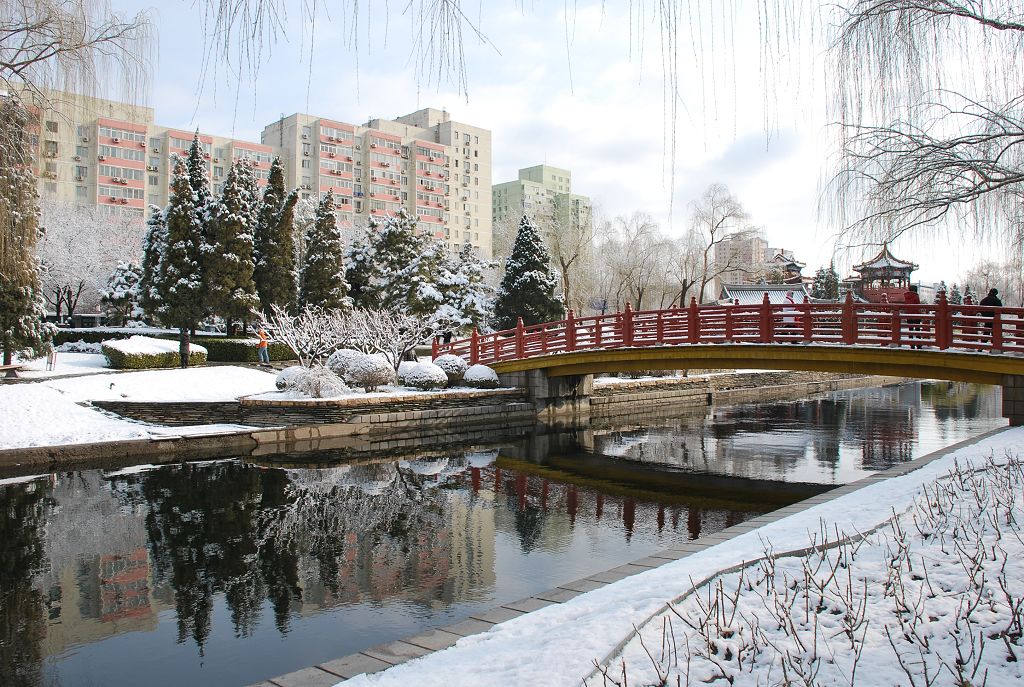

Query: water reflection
0,381,1005,686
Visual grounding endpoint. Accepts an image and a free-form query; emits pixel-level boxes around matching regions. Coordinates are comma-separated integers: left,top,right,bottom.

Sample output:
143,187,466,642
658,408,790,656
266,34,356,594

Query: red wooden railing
433,292,1024,366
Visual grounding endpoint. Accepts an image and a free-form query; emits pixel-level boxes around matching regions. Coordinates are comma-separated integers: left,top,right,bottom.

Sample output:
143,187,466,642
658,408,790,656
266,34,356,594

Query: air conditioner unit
329,152,336,158
301,183,311,189
369,192,375,197
302,134,308,139
120,198,128,204
75,175,84,182
204,153,211,159
140,142,146,148
328,136,335,141
462,182,468,187
153,147,161,153
370,143,377,148
112,137,120,143
81,136,89,142
425,171,431,176
146,165,155,171
108,197,118,203
444,162,450,167
213,157,220,163
346,156,353,161
303,151,310,156
73,155,81,161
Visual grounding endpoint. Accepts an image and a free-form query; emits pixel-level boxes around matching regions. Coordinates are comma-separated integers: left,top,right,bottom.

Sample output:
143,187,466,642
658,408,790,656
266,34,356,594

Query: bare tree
36,200,144,320
690,184,752,302
666,229,705,306
594,212,669,311
962,259,1024,308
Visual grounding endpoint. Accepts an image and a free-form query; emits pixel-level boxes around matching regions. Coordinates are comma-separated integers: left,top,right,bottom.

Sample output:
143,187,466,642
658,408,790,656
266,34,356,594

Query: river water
0,381,1005,687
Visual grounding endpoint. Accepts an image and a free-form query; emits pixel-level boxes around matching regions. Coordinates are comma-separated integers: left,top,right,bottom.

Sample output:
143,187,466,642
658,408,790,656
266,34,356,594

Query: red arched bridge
434,294,1024,388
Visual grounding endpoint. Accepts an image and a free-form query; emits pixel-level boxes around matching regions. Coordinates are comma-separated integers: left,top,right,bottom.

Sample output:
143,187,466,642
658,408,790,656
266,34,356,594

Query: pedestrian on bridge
980,288,1002,337
904,285,922,347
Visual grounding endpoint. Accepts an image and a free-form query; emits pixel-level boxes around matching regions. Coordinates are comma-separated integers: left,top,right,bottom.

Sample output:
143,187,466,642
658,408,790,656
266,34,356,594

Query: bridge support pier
1002,375,1024,426
499,369,592,421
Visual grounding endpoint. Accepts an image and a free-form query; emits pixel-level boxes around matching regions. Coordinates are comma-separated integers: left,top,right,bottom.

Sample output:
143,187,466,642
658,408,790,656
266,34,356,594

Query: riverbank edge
249,423,1014,687
0,372,909,475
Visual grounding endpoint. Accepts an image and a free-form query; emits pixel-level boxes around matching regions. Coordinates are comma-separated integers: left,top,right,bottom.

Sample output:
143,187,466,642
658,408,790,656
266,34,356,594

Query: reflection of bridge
435,295,1024,422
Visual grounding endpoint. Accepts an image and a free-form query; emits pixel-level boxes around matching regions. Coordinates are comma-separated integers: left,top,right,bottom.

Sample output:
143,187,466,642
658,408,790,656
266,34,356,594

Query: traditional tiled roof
717,283,811,305
853,244,918,272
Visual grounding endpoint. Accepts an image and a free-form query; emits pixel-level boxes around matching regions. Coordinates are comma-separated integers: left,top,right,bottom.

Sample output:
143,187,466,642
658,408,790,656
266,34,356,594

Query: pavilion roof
853,244,918,273
718,283,811,305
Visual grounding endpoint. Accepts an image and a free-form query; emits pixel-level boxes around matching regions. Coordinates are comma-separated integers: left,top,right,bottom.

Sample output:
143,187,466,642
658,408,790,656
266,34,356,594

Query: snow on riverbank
338,427,1024,687
0,366,279,450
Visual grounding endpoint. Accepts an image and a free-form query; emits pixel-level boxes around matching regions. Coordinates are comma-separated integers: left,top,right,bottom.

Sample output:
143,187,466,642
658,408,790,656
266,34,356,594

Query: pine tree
439,243,495,330
138,205,167,320
299,191,350,310
185,131,213,219
345,208,429,312
811,262,840,300
949,282,963,305
100,261,143,325
253,157,297,315
205,159,261,330
0,97,55,365
158,155,207,367
492,215,564,329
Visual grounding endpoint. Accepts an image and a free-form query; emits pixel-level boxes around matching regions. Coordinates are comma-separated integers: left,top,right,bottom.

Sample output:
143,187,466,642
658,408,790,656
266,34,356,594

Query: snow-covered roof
853,244,918,273
717,283,811,305
769,252,805,269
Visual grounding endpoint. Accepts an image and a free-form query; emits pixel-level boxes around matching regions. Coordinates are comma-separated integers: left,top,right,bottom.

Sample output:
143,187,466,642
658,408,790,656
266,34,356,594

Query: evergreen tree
811,262,840,300
949,282,963,305
185,131,213,219
492,215,564,329
205,159,260,330
158,155,207,367
254,158,297,315
0,98,55,365
345,208,429,312
138,205,167,320
439,243,495,330
100,260,143,325
299,191,349,309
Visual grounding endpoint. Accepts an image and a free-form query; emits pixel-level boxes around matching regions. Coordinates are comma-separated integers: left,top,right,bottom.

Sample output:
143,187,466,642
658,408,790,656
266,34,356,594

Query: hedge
198,338,293,363
101,343,208,369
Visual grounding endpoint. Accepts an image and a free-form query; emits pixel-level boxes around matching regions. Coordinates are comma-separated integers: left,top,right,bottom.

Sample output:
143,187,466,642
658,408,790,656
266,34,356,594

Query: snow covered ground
338,428,1024,687
16,352,112,378
0,366,279,450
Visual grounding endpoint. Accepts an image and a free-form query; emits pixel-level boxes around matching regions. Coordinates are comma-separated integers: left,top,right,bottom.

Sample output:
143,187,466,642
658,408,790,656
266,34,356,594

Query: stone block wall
1002,375,1024,426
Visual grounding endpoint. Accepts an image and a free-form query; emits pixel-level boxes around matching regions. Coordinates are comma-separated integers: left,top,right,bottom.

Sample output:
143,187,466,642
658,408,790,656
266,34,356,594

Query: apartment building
492,164,592,251
261,107,492,257
28,92,493,257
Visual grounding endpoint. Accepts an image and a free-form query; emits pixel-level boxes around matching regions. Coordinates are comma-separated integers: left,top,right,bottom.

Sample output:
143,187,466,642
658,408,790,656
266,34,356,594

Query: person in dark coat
980,288,1002,337
904,284,922,346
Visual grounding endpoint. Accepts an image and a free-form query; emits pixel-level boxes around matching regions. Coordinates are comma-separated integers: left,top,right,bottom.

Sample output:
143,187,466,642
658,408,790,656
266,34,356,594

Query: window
301,175,311,186
301,159,311,169
149,175,159,186
474,150,478,157
148,193,159,206
475,135,479,144
302,143,311,156
76,146,88,158
77,125,89,138
45,120,58,133
76,186,88,198
44,182,57,194
303,126,312,138
44,162,56,174
75,165,88,179
214,166,224,178
463,133,470,143
43,140,58,156
150,137,161,149
148,156,160,167
473,163,479,171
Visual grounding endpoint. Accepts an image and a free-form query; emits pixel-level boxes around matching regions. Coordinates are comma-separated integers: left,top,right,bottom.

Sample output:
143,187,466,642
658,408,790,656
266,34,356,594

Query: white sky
114,0,1004,284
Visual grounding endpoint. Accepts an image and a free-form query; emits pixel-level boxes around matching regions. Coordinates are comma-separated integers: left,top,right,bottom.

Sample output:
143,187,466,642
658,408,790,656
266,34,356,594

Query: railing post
993,310,1003,352
842,292,856,344
470,327,479,364
656,310,664,344
566,309,576,351
432,336,439,358
595,317,603,346
623,303,634,347
802,295,812,342
515,317,525,358
725,304,734,341
935,290,950,350
688,297,699,343
759,293,773,343
891,305,902,347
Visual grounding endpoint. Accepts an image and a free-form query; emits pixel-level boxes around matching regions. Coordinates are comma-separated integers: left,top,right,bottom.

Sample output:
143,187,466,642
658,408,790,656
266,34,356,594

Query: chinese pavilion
850,244,918,303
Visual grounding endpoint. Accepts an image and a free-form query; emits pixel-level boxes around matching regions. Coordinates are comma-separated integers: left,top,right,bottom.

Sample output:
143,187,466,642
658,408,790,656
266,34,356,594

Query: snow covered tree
299,191,349,310
254,157,298,315
158,155,207,367
138,205,167,320
205,159,260,331
346,208,429,313
811,263,840,301
949,282,963,305
435,244,495,331
492,215,564,330
0,97,55,365
100,261,143,325
185,131,213,224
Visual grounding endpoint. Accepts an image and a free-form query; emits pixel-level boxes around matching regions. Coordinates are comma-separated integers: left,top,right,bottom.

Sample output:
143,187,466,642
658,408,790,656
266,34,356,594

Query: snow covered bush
101,336,207,369
432,353,468,384
463,364,499,389
397,360,418,384
326,348,363,377
343,354,396,392
275,365,306,391
56,339,103,354
403,361,448,390
294,365,349,399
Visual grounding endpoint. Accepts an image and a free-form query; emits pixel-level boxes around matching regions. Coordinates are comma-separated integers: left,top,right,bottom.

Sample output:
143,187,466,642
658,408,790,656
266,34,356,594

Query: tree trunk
179,327,190,368
2,344,12,366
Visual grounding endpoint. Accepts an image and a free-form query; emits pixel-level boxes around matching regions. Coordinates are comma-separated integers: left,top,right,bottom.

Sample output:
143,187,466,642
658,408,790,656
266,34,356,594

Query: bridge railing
434,293,1024,365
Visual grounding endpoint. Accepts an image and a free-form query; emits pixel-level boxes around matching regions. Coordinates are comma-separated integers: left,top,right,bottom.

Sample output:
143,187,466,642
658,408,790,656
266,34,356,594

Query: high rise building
492,164,592,255
26,92,493,257
262,107,492,257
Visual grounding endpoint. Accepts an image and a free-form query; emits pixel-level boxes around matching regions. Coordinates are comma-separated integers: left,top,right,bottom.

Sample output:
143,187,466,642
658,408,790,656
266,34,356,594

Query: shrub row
54,329,297,363
102,344,208,369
